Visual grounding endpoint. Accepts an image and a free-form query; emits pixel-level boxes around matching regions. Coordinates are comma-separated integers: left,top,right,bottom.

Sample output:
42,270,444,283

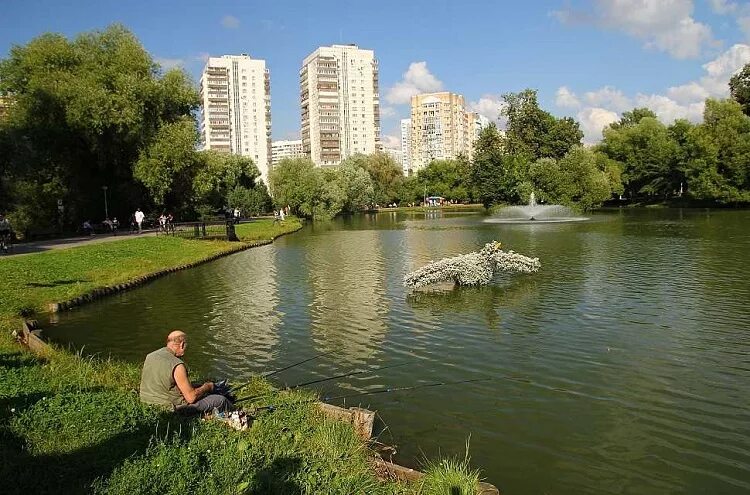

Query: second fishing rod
243,377,493,413
234,361,409,404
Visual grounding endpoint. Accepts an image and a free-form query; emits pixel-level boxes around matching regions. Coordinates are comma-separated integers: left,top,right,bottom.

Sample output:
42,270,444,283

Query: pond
46,208,750,494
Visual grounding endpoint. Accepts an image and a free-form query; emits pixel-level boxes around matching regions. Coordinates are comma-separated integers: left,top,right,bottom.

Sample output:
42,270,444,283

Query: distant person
139,330,234,414
0,214,12,253
273,210,280,224
158,213,167,234
112,217,119,235
103,217,114,234
166,213,174,233
134,208,145,233
83,220,95,236
279,208,285,221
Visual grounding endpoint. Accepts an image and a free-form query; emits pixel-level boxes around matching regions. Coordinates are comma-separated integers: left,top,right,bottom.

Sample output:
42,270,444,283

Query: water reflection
306,229,389,366
203,245,281,377
406,280,540,330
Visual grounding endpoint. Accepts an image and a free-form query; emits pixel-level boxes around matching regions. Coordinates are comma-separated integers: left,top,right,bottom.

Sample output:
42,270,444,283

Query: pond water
46,208,750,494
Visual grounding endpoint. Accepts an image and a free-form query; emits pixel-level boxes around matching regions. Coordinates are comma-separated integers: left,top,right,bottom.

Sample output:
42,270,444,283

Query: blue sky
2,0,750,144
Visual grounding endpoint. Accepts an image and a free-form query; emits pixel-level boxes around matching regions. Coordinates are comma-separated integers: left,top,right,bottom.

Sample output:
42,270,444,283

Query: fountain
484,192,588,224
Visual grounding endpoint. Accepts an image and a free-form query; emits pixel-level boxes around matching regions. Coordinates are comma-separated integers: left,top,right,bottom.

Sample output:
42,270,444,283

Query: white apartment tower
400,118,412,175
271,139,305,164
300,44,380,167
199,55,272,184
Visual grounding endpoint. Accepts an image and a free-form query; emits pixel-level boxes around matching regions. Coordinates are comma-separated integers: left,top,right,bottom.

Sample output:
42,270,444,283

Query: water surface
46,208,750,494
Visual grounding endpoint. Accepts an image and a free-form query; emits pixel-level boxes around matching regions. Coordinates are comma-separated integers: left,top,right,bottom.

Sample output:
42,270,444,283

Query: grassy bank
235,216,303,242
0,218,482,494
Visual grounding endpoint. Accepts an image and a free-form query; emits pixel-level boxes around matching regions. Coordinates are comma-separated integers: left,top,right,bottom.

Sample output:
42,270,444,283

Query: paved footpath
2,231,156,257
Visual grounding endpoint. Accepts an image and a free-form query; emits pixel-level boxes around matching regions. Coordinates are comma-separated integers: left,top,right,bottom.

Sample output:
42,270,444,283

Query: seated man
139,330,233,415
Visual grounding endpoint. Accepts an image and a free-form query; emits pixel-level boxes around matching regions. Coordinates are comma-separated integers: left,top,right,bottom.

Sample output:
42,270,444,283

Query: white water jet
485,193,588,224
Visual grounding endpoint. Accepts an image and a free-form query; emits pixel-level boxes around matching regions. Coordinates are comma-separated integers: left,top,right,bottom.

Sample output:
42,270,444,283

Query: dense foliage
598,100,750,203
468,91,618,210
268,155,395,219
0,25,270,237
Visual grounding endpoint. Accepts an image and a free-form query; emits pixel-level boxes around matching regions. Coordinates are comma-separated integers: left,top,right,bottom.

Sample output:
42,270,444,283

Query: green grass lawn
234,216,302,242
0,216,482,494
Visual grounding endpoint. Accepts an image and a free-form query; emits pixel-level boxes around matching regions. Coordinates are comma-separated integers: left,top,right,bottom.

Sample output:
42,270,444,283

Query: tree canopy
0,25,201,232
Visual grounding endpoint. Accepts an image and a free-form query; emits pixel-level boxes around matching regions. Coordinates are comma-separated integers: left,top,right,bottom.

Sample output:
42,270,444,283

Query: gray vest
139,347,187,407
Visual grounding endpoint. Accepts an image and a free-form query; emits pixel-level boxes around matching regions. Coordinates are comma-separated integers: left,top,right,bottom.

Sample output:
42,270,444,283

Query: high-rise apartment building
300,44,380,167
383,147,403,169
400,118,411,176
271,139,305,164
199,55,272,184
409,92,468,172
408,92,489,173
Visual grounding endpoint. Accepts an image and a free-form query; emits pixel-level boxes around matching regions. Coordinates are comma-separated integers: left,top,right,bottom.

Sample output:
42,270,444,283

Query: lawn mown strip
0,216,485,494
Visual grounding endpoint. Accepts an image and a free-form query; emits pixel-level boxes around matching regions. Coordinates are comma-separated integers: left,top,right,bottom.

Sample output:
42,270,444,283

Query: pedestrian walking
134,208,145,234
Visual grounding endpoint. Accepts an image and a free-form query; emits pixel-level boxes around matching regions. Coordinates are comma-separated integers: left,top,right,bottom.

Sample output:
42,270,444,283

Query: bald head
166,330,187,356
167,330,186,344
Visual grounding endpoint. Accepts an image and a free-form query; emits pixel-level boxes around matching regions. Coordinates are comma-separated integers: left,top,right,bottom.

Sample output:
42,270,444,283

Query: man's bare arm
173,364,213,404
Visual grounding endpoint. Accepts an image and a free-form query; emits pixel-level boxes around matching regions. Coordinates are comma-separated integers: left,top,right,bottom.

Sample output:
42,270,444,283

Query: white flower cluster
403,241,540,289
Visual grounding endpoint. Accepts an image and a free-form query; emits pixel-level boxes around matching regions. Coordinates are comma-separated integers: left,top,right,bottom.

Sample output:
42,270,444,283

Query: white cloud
739,17,750,39
385,62,443,105
704,43,750,76
709,0,738,14
577,107,619,144
708,0,750,41
633,93,705,122
666,81,710,103
553,0,717,59
557,44,750,143
468,94,506,122
155,57,184,70
221,15,240,29
555,86,581,108
380,106,397,118
381,134,400,148
583,86,632,112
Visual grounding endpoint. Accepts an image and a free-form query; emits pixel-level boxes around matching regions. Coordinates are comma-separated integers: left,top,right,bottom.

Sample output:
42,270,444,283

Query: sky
2,0,750,146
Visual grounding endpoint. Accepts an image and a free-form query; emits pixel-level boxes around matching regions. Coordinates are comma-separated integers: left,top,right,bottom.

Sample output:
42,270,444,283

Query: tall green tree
501,89,583,160
335,160,375,213
687,99,750,202
0,24,199,233
598,116,679,198
341,152,403,205
608,108,657,130
470,124,530,206
268,158,346,219
729,63,750,116
416,158,471,202
529,148,619,210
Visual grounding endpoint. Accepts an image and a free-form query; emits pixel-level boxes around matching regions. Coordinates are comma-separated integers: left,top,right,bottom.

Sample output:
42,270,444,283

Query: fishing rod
235,362,409,404
232,350,334,391
246,377,492,413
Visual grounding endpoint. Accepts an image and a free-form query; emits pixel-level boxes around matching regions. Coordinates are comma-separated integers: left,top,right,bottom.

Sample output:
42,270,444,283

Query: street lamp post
102,186,109,219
